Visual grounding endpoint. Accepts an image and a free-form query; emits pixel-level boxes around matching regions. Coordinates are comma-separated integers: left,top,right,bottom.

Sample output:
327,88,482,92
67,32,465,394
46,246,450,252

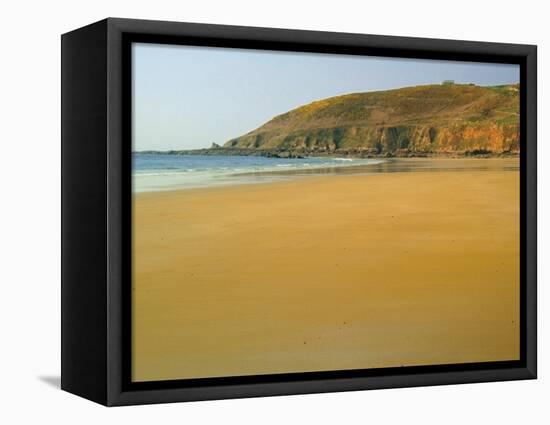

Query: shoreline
134,148,520,160
133,157,520,193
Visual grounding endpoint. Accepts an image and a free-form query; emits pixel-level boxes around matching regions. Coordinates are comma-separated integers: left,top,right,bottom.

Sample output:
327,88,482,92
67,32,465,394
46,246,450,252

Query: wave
135,158,385,177
133,157,387,192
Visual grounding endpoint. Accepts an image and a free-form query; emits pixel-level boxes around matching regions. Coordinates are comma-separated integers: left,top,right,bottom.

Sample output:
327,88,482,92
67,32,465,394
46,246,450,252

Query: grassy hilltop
222,83,519,157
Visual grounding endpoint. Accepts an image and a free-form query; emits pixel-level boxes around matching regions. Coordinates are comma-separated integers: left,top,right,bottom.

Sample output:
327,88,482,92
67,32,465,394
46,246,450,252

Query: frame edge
61,19,110,406
101,17,538,406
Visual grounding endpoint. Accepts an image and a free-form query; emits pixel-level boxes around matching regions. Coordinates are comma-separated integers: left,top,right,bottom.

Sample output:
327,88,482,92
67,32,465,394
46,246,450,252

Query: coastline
132,165,520,381
135,147,520,159
133,157,519,193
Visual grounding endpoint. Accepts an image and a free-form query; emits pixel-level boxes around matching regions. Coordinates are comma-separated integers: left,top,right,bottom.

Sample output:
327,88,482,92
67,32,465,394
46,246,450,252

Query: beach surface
132,163,519,381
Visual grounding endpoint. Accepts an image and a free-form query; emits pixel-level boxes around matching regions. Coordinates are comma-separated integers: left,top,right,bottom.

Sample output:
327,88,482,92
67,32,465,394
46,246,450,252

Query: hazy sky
132,43,519,151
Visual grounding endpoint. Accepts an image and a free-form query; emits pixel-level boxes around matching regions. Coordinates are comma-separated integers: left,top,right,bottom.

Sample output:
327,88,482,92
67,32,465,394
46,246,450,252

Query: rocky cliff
223,84,519,156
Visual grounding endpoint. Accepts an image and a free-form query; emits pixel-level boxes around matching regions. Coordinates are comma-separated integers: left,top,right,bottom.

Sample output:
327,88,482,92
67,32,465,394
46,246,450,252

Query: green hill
223,83,519,156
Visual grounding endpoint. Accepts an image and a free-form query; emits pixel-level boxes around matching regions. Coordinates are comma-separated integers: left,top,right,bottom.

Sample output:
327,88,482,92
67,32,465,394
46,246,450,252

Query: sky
132,43,519,151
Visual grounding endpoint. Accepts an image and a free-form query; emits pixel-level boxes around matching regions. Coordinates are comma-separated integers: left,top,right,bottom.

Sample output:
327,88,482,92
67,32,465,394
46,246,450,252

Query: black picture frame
61,17,537,406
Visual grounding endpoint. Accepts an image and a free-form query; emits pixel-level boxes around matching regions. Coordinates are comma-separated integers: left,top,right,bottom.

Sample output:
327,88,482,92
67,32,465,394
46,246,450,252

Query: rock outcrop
223,84,519,156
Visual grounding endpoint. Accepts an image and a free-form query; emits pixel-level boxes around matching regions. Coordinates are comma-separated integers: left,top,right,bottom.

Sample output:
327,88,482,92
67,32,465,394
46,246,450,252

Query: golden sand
132,169,519,382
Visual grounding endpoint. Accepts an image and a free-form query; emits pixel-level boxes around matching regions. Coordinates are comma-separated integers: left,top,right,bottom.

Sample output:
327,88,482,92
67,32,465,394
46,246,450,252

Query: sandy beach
132,164,519,382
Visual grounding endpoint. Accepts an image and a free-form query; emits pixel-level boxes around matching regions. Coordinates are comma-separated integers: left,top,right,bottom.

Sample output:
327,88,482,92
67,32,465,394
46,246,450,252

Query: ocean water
133,154,383,192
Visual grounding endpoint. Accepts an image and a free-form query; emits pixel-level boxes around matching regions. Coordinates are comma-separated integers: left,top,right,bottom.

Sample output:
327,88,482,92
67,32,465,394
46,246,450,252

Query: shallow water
133,154,519,192
242,157,519,176
133,154,383,192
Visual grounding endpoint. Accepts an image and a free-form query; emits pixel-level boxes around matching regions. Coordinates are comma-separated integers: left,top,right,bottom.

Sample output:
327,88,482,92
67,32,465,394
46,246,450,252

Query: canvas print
131,43,520,382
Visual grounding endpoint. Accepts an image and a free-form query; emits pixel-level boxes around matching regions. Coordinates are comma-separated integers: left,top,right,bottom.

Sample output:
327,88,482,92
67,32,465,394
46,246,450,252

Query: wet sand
132,166,520,382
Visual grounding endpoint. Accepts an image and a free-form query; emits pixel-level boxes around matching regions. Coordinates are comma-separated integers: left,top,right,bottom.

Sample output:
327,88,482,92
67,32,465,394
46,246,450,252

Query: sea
133,154,520,193
132,154,383,192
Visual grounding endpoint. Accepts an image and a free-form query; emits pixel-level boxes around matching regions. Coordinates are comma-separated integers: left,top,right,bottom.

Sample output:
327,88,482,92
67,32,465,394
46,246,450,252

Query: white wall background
0,0,546,422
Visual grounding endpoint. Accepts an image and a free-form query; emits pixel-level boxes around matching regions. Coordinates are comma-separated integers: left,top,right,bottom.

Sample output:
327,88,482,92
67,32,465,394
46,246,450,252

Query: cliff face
224,84,519,155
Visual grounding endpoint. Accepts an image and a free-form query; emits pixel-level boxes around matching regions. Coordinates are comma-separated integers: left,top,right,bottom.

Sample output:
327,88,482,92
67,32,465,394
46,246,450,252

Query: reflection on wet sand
232,157,519,180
